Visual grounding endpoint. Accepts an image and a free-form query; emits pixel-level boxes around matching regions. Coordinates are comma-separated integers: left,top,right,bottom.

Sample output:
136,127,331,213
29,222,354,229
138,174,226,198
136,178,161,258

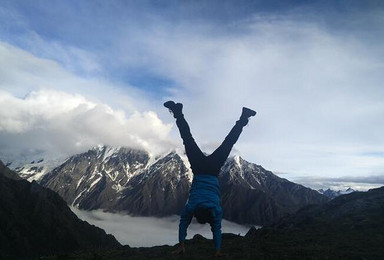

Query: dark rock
245,226,258,237
192,234,206,241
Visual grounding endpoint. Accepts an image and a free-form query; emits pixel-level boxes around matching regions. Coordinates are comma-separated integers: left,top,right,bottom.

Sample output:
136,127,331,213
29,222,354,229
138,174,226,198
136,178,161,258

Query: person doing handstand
164,101,256,257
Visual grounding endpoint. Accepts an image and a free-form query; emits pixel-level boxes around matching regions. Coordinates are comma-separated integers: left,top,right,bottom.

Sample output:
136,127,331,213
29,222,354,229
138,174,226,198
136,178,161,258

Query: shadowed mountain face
44,186,384,260
36,146,328,225
219,156,329,224
272,186,384,230
246,186,384,259
39,147,192,217
0,160,120,259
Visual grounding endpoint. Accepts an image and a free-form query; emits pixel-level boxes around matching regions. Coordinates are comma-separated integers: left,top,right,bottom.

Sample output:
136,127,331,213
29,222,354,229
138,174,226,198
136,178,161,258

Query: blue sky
0,0,384,190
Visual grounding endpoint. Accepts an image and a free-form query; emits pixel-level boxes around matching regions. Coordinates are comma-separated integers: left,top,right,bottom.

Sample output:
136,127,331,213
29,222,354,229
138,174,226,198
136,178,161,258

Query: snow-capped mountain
11,158,65,182
318,187,356,199
5,152,66,182
23,145,328,225
39,146,192,215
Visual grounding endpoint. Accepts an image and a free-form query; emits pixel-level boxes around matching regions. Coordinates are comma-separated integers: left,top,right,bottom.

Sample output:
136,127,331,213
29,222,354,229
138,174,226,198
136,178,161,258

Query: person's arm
210,208,223,254
173,207,193,254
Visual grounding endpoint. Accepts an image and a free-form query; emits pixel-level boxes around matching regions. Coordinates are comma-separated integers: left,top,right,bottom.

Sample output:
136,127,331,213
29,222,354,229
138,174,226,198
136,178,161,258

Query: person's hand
214,250,228,258
171,242,185,255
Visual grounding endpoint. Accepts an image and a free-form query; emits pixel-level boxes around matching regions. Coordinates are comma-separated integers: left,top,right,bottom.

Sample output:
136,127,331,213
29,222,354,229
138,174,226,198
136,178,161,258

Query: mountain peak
233,155,242,167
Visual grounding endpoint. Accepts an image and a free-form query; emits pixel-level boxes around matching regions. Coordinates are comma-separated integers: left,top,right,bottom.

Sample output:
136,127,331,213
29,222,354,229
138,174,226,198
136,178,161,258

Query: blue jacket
179,174,223,250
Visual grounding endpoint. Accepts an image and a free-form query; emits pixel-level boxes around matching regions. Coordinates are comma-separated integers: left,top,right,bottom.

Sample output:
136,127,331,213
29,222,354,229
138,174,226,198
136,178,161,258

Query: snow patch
234,155,241,167
89,176,102,190
76,175,86,190
112,183,124,192
72,189,86,207
13,157,66,182
102,146,121,162
175,148,193,182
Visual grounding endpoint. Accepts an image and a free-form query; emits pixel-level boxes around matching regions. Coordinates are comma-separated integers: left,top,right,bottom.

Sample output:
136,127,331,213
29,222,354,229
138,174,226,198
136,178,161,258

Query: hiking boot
164,101,183,118
239,107,256,125
241,107,256,119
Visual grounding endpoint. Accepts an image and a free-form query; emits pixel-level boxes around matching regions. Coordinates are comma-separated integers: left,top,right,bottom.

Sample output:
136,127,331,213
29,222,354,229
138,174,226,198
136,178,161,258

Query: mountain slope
0,159,120,258
113,151,191,216
37,146,328,225
41,146,152,209
246,186,384,259
219,156,328,224
273,186,384,230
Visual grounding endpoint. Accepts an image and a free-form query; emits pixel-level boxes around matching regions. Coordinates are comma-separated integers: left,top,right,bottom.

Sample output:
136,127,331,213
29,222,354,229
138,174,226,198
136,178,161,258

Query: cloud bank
72,208,253,247
0,41,176,161
292,174,384,191
0,88,172,159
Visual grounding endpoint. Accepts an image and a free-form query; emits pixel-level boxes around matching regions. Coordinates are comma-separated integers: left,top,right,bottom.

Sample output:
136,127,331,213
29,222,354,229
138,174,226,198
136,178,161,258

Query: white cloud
71,208,253,247
0,41,156,113
0,89,173,159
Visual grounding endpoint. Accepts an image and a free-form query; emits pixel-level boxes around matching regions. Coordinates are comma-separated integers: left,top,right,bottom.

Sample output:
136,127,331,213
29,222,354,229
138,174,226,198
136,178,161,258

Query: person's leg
176,115,206,172
164,101,206,174
207,107,256,175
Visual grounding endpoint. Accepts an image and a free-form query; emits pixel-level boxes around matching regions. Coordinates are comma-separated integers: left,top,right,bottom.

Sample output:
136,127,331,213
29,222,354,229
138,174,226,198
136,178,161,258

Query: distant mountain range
11,145,329,225
0,160,120,259
318,187,357,199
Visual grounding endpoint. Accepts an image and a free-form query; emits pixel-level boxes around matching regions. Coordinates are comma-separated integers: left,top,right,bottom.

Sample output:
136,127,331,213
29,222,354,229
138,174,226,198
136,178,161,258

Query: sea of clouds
71,207,255,247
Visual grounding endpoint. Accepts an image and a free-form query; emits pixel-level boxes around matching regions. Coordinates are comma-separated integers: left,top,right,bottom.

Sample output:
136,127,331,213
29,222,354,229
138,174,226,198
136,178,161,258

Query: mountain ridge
19,145,329,225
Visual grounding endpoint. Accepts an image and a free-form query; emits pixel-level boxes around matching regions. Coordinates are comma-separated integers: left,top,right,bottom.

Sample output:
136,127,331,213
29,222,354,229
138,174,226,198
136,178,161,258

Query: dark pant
176,115,246,176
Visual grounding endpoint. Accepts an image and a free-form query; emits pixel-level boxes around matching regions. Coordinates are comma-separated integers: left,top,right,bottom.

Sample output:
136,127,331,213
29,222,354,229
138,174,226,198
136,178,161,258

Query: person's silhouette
164,101,256,256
